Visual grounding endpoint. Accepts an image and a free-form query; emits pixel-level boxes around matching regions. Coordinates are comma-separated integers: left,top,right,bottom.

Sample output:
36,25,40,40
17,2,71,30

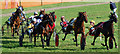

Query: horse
90,12,118,50
11,7,23,37
19,14,49,48
33,13,55,47
47,12,56,46
62,12,88,50
2,6,25,36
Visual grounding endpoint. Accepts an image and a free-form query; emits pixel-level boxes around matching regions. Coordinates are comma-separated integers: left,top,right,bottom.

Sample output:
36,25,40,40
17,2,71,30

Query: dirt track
1,2,109,17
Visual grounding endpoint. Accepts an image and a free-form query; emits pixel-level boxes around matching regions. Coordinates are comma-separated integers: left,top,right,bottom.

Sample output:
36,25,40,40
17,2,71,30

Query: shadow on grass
61,49,76,51
2,40,20,44
44,48,76,51
2,40,49,48
44,48,59,50
2,40,28,48
2,45,20,48
1,36,18,39
23,44,45,48
89,48,106,50
67,43,80,46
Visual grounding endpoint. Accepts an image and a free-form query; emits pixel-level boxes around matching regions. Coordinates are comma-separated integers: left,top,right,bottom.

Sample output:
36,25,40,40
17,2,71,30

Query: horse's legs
7,24,9,34
34,34,37,46
46,33,50,46
62,33,68,41
91,31,100,45
17,25,20,35
11,25,15,37
37,33,39,39
2,26,4,36
109,29,118,48
81,32,85,45
29,33,32,43
81,32,86,50
75,33,78,46
45,29,50,46
111,36,118,48
49,31,53,41
12,22,15,37
105,37,109,50
41,34,44,48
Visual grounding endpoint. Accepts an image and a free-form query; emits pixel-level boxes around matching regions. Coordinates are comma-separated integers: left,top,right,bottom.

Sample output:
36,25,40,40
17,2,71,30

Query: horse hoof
91,43,94,46
42,46,44,48
15,31,17,33
17,33,19,35
62,38,65,41
34,45,36,47
12,35,14,37
74,40,77,42
107,48,109,50
44,40,46,42
72,38,74,40
101,43,105,46
76,45,78,46
115,46,118,48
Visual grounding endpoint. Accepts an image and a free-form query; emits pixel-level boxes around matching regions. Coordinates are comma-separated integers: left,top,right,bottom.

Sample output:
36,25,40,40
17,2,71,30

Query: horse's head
18,6,24,11
49,12,55,22
40,9,45,15
16,6,24,14
43,14,49,21
78,12,88,23
50,12,55,16
109,12,117,23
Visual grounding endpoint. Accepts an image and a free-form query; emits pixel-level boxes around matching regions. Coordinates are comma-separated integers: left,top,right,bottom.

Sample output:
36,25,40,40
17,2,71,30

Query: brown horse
11,7,23,37
46,12,56,46
19,14,50,48
2,6,25,36
33,13,54,47
90,12,118,50
62,12,88,50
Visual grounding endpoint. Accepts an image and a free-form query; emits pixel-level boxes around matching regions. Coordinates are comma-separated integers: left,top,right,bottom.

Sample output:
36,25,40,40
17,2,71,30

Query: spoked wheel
19,26,24,47
109,37,113,49
80,36,85,50
55,34,59,47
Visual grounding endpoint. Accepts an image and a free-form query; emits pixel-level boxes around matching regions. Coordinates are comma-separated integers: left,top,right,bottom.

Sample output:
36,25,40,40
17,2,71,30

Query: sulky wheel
109,37,113,49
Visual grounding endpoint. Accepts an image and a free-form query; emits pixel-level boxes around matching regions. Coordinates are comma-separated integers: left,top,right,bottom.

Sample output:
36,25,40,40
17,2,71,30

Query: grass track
1,2,118,52
1,2,98,14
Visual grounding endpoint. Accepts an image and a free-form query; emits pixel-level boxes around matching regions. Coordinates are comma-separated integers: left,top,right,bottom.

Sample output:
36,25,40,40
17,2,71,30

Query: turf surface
1,2,119,52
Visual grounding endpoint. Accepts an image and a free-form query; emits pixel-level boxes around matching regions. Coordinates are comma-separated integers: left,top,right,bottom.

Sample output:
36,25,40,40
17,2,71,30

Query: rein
95,22,105,29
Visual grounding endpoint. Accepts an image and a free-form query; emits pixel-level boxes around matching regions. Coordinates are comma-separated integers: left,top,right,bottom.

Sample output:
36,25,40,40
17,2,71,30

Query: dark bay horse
62,12,88,50
2,6,25,36
19,14,50,48
47,12,56,45
11,7,23,37
33,13,55,47
91,12,118,50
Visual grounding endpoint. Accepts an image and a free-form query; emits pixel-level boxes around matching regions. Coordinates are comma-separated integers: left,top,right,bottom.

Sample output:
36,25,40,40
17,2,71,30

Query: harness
95,22,105,29
89,22,105,36
48,23,55,31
